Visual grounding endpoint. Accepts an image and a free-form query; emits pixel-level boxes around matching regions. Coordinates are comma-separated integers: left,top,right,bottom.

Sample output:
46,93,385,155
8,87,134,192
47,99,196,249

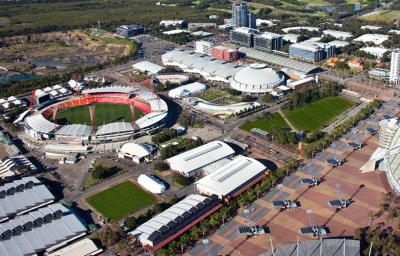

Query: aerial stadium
21,85,168,144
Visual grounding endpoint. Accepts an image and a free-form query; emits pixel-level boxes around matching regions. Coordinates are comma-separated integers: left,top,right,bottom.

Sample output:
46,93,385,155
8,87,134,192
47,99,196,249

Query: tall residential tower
390,49,400,85
232,2,249,28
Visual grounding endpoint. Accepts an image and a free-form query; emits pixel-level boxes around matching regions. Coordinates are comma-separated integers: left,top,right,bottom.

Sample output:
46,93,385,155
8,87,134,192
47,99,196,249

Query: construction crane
299,209,327,238
328,184,350,211
272,184,299,211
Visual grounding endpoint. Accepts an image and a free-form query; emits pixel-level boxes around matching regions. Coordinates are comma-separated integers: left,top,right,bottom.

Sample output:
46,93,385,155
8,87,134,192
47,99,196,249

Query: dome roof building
230,63,285,94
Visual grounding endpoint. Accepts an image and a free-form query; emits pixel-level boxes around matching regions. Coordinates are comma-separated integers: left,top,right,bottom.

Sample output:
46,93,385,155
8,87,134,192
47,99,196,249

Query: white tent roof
166,140,235,175
133,61,165,74
168,82,207,98
120,143,153,158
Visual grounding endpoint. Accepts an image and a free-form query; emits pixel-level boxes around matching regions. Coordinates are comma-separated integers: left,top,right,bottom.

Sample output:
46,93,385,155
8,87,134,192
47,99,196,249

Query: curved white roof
230,63,284,93
168,82,207,98
187,97,260,115
120,143,153,157
96,122,134,136
195,156,266,198
55,124,92,137
25,114,59,134
82,86,135,94
166,140,235,176
138,174,166,194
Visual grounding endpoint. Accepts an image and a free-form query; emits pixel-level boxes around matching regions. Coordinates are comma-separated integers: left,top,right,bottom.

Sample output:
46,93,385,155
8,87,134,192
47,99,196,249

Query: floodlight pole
270,237,275,256
336,184,343,202
202,239,211,256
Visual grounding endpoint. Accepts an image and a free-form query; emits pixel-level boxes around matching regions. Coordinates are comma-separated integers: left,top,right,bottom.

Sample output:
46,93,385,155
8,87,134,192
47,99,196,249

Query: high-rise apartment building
232,2,249,28
390,49,400,85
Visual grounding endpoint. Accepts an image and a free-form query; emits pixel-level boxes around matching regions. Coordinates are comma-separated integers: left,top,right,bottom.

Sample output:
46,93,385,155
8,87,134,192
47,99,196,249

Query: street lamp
202,239,211,256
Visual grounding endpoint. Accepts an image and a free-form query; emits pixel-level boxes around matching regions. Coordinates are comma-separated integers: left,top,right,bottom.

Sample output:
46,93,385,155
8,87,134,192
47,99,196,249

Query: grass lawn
240,112,289,132
283,96,355,132
56,103,143,127
86,181,156,221
362,10,400,23
199,91,226,101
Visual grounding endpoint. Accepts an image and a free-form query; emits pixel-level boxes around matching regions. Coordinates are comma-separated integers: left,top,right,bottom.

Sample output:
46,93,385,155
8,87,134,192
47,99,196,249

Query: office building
230,27,259,47
232,2,249,28
390,49,400,85
116,24,144,37
254,32,283,52
212,45,238,62
289,41,335,62
248,13,257,29
194,40,214,55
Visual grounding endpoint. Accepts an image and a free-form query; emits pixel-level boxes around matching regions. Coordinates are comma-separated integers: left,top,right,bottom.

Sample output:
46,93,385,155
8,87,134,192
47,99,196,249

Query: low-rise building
230,27,259,47
282,33,300,43
282,26,319,33
116,24,144,37
168,82,207,98
254,32,283,52
188,23,216,30
138,174,167,194
194,40,214,55
166,140,235,177
289,41,335,62
353,34,389,45
212,45,238,62
195,156,267,199
368,68,390,80
361,25,382,31
322,29,353,40
160,20,185,28
359,47,390,58
118,143,155,163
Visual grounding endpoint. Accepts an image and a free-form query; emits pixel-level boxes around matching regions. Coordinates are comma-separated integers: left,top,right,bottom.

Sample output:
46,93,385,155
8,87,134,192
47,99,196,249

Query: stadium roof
239,47,321,74
48,238,103,256
195,156,266,198
131,194,219,248
260,238,360,256
0,176,55,222
25,114,59,134
82,86,135,95
166,140,235,176
133,61,165,74
96,122,134,136
55,124,92,137
0,203,87,256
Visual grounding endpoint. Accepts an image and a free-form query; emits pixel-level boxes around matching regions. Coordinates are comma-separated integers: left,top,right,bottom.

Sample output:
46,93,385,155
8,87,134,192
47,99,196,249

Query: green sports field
282,96,355,132
86,181,156,221
55,103,143,127
240,112,289,132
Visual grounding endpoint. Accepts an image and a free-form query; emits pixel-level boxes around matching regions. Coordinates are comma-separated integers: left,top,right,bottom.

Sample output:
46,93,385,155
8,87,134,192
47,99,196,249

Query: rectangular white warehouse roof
353,34,389,45
133,61,165,75
168,82,207,98
0,176,55,221
48,238,103,256
0,203,87,256
131,194,219,248
322,29,353,39
361,25,381,30
282,26,319,33
195,156,266,199
360,47,390,58
166,140,235,177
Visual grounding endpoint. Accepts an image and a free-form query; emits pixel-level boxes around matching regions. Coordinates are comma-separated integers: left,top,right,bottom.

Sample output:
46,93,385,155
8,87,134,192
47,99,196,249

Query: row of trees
302,99,382,157
91,163,122,180
283,81,342,110
355,192,400,256
156,159,300,255
151,128,177,144
160,137,204,160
